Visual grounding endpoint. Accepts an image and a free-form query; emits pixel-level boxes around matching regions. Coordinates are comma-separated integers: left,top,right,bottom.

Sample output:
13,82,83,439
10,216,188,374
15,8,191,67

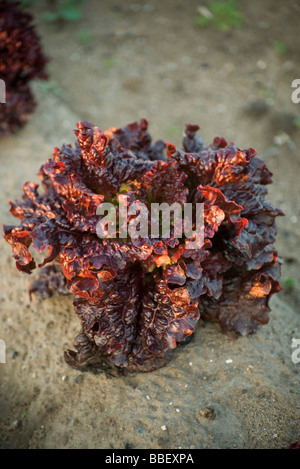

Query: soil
0,0,299,449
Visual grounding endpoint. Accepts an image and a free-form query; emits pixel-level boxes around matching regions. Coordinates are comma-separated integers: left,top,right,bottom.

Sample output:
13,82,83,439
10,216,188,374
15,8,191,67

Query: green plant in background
77,28,92,45
293,118,300,129
195,0,243,31
102,57,120,68
283,276,295,291
42,0,83,23
274,40,288,55
104,404,119,418
39,80,63,97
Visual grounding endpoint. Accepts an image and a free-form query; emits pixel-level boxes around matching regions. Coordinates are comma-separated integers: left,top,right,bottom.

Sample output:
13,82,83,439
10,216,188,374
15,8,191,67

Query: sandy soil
0,0,299,449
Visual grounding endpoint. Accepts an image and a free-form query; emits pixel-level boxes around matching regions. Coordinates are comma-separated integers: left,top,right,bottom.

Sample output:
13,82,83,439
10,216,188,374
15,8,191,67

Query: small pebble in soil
74,374,84,384
257,60,267,70
291,216,297,224
161,425,167,431
273,133,291,146
199,407,216,420
8,419,21,431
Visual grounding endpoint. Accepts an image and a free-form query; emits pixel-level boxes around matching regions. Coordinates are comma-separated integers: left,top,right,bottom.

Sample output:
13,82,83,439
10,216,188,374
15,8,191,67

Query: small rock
8,419,21,431
199,407,216,420
197,6,214,19
273,132,291,146
291,215,298,224
257,60,267,70
74,374,84,384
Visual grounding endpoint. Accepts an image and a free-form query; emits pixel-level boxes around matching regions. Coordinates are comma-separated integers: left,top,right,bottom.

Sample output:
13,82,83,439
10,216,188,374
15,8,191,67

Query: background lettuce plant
0,0,48,135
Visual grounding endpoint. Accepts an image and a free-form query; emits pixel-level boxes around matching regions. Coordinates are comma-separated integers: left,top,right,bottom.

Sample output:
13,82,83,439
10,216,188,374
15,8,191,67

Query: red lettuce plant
3,119,283,372
0,0,48,136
